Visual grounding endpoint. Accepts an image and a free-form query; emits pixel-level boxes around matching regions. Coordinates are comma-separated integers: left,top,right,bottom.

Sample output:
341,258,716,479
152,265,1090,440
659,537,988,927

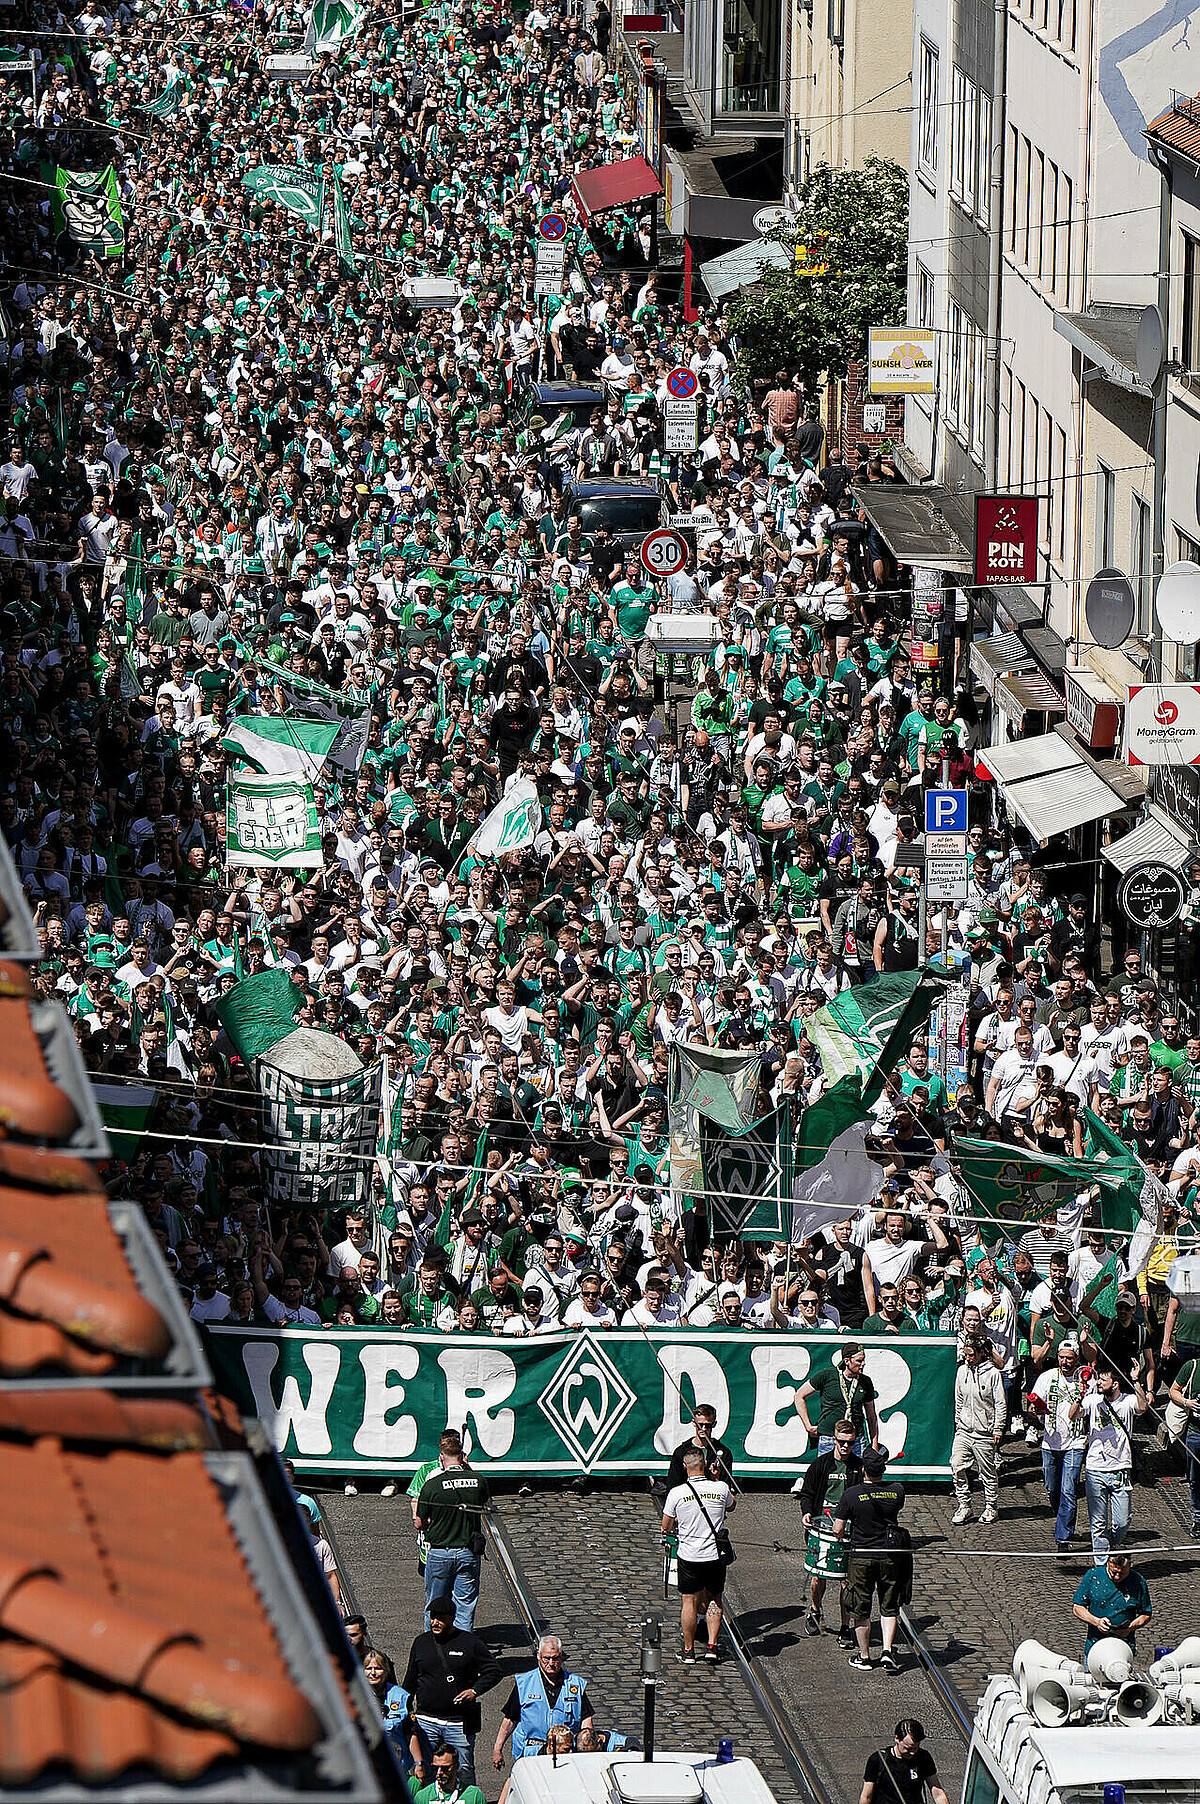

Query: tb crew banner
208,1327,956,1478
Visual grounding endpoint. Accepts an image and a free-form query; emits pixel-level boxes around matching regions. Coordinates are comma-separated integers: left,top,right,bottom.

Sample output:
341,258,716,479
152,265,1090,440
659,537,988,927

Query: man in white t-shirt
662,1448,736,1663
1070,1365,1148,1559
563,1275,618,1329
1030,1339,1087,1549
328,1212,369,1277
863,1211,926,1312
623,1270,681,1328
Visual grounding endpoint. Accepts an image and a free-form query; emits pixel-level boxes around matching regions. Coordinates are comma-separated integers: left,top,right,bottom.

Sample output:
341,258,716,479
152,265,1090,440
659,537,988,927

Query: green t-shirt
806,1362,878,1435
862,1311,918,1336
416,1785,486,1804
415,1467,492,1549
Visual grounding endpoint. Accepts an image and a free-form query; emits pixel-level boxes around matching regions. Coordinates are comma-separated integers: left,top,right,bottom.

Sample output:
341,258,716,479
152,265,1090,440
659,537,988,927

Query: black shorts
845,1552,902,1618
677,1555,727,1598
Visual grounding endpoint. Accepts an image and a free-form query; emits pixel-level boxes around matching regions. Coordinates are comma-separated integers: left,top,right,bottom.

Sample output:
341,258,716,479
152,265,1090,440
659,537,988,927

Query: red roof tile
0,1143,102,1193
0,1430,322,1780
0,1189,170,1373
0,999,79,1142
1146,93,1200,159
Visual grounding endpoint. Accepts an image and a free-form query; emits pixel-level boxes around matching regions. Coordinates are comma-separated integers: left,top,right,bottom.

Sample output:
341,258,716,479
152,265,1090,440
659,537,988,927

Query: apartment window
1032,149,1045,280
971,328,987,462
1096,462,1115,569
1058,171,1073,307
946,300,964,431
1017,135,1031,266
1005,123,1018,252
915,261,935,331
1132,494,1152,633
1183,234,1200,372
976,94,993,227
1053,424,1067,562
918,38,939,176
950,67,977,210
827,0,845,46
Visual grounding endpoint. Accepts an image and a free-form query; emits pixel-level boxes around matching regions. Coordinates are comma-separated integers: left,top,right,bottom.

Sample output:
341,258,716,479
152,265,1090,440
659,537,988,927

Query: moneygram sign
208,1327,956,1479
1125,684,1200,766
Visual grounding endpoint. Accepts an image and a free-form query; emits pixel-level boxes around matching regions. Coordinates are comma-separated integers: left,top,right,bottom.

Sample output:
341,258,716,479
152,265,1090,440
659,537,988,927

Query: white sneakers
952,1504,972,1525
979,1507,999,1524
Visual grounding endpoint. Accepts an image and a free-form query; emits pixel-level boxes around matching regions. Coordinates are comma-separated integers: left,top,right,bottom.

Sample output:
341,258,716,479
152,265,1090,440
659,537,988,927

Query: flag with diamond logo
700,1104,792,1240
537,1333,638,1468
242,164,325,233
226,772,323,870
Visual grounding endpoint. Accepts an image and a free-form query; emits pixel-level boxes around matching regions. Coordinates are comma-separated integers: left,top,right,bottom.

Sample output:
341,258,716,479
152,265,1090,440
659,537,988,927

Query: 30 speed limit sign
640,528,687,578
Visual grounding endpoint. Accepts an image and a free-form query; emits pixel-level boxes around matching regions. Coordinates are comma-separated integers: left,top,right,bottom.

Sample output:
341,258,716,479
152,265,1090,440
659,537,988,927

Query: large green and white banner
226,771,323,870
208,1328,956,1479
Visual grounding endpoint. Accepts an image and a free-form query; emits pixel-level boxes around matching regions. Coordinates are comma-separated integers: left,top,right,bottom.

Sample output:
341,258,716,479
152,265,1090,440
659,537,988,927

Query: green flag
700,1106,789,1241
810,969,948,1102
1081,1108,1145,1235
54,165,124,258
140,80,181,119
213,968,304,1063
124,528,145,619
223,714,340,781
1083,1251,1124,1322
304,0,365,53
952,1133,1137,1241
226,771,323,871
257,654,370,769
795,1074,872,1172
332,167,356,275
242,164,325,233
469,778,541,859
92,1081,157,1161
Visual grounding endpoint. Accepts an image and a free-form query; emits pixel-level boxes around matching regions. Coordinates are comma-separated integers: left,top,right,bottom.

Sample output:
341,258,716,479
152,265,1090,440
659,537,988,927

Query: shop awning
994,670,1066,726
1103,810,1194,873
852,483,974,575
700,239,791,303
980,731,1135,841
969,632,1035,697
572,156,662,218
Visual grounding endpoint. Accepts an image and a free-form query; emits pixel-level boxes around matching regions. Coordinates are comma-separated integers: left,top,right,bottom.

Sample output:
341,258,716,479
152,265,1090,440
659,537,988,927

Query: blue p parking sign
925,789,968,835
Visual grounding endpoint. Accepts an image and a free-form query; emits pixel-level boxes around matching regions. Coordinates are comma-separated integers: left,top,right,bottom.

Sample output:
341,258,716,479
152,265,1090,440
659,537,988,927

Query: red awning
572,155,663,218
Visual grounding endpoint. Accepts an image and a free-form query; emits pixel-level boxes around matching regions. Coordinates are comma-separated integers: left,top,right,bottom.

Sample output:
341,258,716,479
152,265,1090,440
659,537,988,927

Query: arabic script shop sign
208,1328,956,1478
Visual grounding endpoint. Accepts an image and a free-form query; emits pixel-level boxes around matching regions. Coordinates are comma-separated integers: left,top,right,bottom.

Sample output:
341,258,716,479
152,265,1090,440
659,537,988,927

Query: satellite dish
1156,559,1200,642
1137,304,1166,390
1084,567,1136,650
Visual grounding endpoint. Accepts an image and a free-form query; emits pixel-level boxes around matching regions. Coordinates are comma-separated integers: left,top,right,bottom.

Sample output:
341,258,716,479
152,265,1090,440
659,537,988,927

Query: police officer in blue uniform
492,1636,594,1769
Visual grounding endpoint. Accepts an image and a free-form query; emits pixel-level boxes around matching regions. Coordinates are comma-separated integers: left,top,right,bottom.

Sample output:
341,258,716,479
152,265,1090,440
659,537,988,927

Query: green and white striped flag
223,713,340,781
809,969,948,1103
304,0,365,53
376,1053,407,1210
242,163,324,233
226,771,323,871
468,777,541,859
258,655,371,770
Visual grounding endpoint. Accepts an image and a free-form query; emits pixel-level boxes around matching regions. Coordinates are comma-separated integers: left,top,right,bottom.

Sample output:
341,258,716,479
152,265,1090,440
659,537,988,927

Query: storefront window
719,0,781,112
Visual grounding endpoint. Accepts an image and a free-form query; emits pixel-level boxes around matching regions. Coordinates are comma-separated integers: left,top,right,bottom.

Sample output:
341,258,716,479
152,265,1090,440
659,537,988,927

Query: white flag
791,1121,882,1244
469,778,541,860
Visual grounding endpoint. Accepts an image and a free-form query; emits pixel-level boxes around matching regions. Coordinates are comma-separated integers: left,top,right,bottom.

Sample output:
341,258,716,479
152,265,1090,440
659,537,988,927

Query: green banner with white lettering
207,1328,956,1479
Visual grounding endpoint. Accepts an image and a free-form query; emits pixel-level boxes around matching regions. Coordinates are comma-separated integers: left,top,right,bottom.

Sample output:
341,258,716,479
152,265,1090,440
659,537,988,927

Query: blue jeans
415,1716,476,1786
1186,1430,1200,1531
1041,1446,1083,1545
1085,1468,1132,1560
423,1546,481,1631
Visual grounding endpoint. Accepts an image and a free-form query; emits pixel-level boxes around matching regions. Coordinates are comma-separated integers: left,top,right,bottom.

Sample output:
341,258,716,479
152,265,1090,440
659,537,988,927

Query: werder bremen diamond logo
537,1332,637,1468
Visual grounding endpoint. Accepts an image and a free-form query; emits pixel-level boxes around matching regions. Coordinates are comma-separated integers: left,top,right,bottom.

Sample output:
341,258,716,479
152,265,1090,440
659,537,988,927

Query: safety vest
511,1668,587,1758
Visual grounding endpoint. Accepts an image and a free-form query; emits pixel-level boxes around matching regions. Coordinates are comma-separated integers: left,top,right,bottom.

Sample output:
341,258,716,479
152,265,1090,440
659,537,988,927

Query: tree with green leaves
725,157,909,393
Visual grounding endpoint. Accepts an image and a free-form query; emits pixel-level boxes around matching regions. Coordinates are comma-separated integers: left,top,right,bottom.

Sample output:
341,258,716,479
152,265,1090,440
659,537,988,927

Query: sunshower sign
208,1328,956,1478
1125,684,1200,766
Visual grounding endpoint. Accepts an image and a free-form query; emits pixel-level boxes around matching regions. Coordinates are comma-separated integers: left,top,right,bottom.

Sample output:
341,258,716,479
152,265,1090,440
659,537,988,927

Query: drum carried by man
797,1418,863,1645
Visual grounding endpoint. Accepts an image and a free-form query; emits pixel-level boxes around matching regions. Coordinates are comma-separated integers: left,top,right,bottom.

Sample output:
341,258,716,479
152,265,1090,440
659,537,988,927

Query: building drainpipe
1070,0,1095,648
1151,146,1173,678
983,0,1007,492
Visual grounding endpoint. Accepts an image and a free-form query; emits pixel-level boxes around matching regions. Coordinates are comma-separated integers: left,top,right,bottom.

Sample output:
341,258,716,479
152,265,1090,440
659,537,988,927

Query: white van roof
506,1752,779,1804
976,1677,1200,1802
